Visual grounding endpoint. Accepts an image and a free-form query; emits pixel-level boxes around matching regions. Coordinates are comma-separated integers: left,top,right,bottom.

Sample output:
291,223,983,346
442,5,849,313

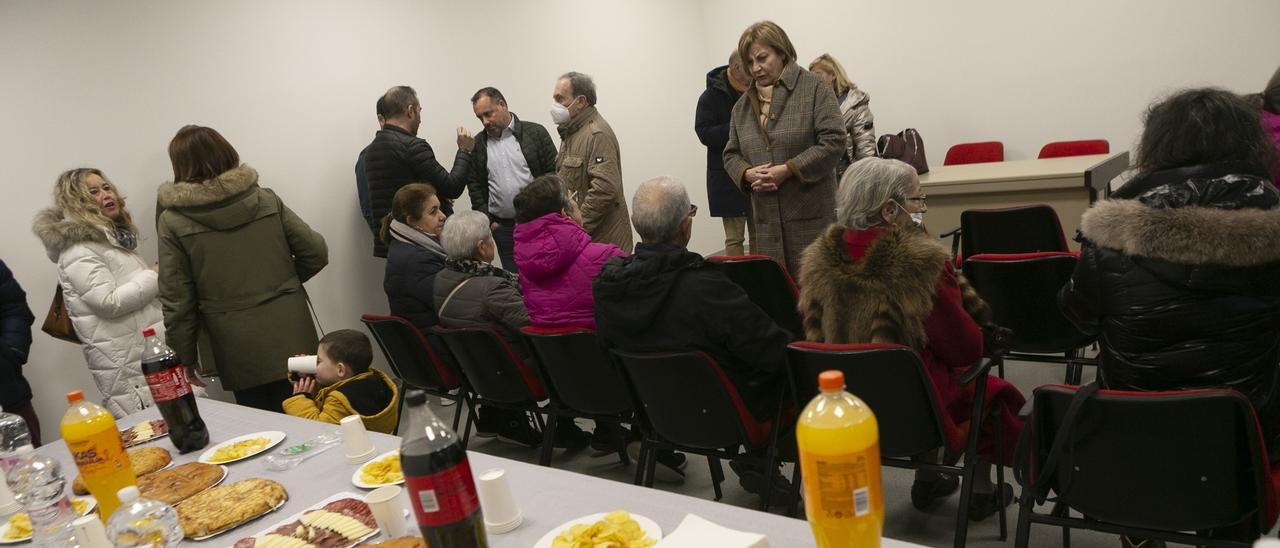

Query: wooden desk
919,152,1129,248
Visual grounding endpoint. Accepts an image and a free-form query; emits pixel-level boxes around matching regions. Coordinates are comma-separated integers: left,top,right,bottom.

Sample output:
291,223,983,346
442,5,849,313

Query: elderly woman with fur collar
798,157,1024,521
157,126,328,412
1061,88,1280,464
33,168,161,417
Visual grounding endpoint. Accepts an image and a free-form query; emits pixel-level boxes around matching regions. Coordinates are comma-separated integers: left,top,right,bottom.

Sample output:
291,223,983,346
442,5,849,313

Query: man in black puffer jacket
0,259,37,446
365,85,474,257
1061,88,1280,460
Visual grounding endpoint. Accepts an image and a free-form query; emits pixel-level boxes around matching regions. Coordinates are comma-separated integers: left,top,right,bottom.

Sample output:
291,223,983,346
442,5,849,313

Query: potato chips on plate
535,510,660,548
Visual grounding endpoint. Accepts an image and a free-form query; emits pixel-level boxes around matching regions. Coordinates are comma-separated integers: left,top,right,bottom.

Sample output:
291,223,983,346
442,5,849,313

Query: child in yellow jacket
283,329,399,434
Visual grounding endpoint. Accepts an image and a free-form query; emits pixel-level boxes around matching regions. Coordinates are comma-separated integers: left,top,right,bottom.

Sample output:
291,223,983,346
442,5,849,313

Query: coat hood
156,165,265,230
32,207,113,262
705,65,732,95
1264,110,1280,135
593,243,703,332
842,85,870,109
513,214,591,283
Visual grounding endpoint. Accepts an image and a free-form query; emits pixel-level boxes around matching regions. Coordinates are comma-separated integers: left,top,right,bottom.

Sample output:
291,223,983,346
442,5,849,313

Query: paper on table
655,514,769,547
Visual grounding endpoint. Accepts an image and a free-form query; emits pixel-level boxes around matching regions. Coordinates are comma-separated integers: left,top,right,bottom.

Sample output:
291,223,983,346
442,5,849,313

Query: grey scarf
388,219,445,257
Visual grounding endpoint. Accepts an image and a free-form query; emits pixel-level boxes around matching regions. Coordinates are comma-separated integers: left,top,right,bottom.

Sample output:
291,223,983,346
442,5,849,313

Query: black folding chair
360,314,471,435
431,325,548,448
708,255,803,339
942,204,1070,267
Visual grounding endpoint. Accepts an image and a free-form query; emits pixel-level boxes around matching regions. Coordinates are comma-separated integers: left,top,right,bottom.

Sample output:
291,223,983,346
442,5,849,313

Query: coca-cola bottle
400,390,487,547
140,329,208,453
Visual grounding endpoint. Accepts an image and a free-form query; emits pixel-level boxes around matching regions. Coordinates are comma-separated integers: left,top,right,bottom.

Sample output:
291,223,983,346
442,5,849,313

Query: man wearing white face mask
552,71,633,252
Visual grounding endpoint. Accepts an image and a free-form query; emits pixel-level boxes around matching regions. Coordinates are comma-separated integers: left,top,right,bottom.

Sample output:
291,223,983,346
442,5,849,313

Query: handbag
877,128,930,174
41,284,81,344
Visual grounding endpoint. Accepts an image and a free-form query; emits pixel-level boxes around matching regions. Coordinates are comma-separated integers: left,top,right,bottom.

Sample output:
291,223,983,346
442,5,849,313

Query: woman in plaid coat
723,20,847,279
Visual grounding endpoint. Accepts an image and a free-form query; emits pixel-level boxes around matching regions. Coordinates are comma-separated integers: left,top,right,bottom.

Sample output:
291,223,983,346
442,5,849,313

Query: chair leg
616,434,631,467
392,381,406,436
953,454,976,548
708,457,724,501
449,392,465,432
1051,502,1071,548
632,442,649,486
644,444,658,488
460,402,475,450
995,414,1007,540
787,463,803,518
539,413,558,467
1013,492,1034,548
759,450,777,512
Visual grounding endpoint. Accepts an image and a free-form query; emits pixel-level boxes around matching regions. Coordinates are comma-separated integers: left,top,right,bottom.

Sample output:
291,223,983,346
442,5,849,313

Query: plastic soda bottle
60,391,136,522
797,370,885,547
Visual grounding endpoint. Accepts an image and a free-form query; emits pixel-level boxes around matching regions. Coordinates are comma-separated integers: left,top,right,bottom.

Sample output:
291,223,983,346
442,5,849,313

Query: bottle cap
405,389,427,406
818,370,845,391
66,390,84,403
116,485,140,504
142,328,156,337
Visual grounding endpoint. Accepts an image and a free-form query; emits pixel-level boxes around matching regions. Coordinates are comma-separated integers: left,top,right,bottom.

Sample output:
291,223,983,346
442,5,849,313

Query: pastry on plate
137,462,224,505
177,478,288,538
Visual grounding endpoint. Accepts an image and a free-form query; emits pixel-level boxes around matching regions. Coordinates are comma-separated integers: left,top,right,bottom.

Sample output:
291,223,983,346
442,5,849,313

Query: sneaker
967,482,1014,522
729,460,793,501
589,424,630,454
553,421,592,449
495,420,541,448
910,474,960,510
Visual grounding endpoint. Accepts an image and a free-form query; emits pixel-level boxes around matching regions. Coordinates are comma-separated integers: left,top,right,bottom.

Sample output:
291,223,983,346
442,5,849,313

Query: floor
431,357,1279,548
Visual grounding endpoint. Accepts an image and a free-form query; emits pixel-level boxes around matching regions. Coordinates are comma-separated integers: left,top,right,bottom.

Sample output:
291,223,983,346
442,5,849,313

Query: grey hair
836,158,918,230
439,210,493,259
559,71,597,106
631,175,690,243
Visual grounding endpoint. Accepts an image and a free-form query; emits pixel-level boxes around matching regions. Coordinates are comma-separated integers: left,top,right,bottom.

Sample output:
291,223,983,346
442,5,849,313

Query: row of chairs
943,139,1110,166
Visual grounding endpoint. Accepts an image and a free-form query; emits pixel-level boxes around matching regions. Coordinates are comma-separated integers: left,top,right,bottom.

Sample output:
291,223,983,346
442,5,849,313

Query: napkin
655,514,769,547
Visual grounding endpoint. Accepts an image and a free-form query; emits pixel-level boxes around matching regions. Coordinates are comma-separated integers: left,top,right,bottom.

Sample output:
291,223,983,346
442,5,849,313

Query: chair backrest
611,349,764,449
963,253,1095,353
708,255,803,339
958,204,1069,262
520,326,632,417
431,325,546,404
1027,385,1272,533
1038,139,1109,159
944,141,1004,165
787,342,947,457
360,314,459,390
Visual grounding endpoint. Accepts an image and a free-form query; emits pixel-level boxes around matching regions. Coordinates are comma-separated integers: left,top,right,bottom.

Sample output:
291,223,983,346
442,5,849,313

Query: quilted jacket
514,213,625,329
364,124,470,257
32,208,160,416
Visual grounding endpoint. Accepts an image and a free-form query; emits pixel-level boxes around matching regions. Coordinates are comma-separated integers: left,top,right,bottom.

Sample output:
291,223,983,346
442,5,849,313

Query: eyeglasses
906,195,928,204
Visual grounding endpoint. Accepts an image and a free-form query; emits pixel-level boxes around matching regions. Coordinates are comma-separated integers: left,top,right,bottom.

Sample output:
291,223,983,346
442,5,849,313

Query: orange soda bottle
797,370,885,547
60,391,136,522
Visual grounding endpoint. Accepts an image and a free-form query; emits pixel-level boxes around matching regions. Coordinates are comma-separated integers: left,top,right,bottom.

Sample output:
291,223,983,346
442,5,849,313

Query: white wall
1,0,1276,442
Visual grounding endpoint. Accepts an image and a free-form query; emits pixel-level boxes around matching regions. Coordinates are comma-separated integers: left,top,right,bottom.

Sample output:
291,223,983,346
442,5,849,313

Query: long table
29,398,927,547
918,152,1129,249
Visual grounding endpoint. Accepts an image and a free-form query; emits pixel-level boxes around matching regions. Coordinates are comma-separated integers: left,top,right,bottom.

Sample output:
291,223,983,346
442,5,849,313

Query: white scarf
389,219,445,257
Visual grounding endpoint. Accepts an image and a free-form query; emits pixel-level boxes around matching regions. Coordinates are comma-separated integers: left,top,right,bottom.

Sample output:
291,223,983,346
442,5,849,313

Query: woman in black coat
1061,88,1280,460
0,259,37,445
382,183,448,333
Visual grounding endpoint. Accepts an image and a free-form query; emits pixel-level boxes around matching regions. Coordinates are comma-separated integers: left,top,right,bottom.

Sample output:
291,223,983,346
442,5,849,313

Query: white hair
836,158,918,230
440,210,492,259
631,175,690,243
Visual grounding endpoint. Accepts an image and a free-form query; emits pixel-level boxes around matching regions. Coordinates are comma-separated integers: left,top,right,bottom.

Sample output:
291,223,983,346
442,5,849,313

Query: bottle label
801,443,882,520
67,428,130,476
144,365,192,403
404,456,480,527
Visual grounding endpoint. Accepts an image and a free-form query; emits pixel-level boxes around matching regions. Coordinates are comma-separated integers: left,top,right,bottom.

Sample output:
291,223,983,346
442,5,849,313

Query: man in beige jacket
551,71,633,252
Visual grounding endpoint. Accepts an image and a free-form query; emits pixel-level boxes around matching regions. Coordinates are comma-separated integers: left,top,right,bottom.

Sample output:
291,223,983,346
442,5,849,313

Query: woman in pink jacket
513,174,626,328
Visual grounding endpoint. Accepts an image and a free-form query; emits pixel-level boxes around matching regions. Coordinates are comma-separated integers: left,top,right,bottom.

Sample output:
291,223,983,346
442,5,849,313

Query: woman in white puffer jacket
33,168,160,417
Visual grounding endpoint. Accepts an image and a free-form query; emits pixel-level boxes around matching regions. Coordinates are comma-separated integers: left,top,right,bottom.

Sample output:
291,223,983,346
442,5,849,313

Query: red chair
1014,384,1280,548
708,255,803,339
1038,139,1109,159
431,325,548,447
788,342,1006,548
520,326,633,467
360,314,470,435
944,141,1005,165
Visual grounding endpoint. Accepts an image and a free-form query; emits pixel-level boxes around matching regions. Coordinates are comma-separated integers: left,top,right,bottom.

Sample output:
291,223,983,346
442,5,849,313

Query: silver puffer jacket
839,85,877,174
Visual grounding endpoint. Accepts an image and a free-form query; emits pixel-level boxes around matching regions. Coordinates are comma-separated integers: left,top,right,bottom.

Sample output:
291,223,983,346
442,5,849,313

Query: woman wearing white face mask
797,157,1025,522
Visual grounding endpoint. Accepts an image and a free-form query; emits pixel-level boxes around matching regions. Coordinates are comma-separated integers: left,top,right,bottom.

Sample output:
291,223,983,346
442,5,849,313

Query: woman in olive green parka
156,126,328,412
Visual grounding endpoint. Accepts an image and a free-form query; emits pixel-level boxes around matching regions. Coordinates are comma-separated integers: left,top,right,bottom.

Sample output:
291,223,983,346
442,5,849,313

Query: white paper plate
233,491,379,547
533,512,662,548
351,450,403,489
0,496,98,543
198,431,287,464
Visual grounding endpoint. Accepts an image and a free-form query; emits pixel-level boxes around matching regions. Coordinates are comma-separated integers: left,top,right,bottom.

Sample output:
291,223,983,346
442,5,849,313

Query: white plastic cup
339,415,375,464
476,468,522,534
287,355,318,375
363,485,408,538
72,513,110,548
0,472,18,515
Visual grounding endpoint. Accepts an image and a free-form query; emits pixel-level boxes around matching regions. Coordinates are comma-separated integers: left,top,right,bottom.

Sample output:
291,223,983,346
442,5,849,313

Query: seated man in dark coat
593,175,792,496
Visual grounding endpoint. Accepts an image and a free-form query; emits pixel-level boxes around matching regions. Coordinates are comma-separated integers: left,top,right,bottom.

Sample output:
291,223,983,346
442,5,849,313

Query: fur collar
156,165,258,208
1081,199,1280,267
32,207,112,261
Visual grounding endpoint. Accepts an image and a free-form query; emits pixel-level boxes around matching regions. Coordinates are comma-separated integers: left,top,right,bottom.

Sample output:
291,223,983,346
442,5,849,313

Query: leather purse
41,284,80,344
876,128,930,174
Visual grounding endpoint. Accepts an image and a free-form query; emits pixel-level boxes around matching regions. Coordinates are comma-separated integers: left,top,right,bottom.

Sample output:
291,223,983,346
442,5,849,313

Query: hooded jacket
592,243,790,420
556,106,633,252
282,368,398,434
514,213,625,329
32,208,160,416
836,85,876,178
383,226,447,334
156,165,328,392
0,260,35,411
694,65,751,218
1061,163,1280,455
364,124,470,257
432,261,530,358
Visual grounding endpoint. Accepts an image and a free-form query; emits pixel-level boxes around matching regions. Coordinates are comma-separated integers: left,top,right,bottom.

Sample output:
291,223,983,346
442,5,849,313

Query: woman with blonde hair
33,168,161,416
723,20,846,278
809,53,877,178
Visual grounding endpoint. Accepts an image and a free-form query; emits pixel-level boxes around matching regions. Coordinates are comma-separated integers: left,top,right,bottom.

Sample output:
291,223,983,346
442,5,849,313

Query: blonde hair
809,53,853,97
737,21,798,72
52,168,138,236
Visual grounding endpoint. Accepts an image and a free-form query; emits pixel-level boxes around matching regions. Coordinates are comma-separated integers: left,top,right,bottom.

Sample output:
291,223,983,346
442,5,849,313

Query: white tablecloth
32,398,927,547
